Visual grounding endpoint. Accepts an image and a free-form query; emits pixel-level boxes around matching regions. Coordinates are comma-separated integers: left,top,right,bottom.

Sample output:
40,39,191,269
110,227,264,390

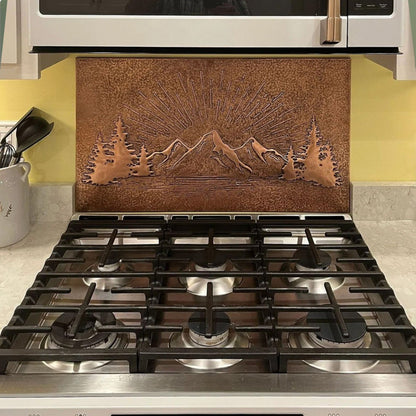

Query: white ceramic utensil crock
0,162,31,247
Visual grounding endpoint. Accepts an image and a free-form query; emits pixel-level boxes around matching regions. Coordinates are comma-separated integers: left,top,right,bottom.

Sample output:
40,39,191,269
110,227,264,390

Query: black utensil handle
11,154,21,165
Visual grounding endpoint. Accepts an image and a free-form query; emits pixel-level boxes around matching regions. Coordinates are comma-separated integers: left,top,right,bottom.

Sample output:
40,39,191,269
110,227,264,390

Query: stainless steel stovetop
0,213,416,416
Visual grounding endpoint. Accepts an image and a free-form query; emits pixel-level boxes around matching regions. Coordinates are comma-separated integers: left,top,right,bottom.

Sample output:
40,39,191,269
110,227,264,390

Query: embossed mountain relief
83,116,340,188
76,58,350,212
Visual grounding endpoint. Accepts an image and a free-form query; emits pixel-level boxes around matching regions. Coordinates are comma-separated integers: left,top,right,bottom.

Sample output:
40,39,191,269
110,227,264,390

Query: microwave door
159,1,251,16
30,0,348,49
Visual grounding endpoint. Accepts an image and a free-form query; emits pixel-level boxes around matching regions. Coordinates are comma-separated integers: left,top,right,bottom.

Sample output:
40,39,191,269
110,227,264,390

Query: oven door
29,0,348,49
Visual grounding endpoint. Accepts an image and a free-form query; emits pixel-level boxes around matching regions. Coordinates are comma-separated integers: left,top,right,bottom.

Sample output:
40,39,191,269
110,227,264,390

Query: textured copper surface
76,58,350,213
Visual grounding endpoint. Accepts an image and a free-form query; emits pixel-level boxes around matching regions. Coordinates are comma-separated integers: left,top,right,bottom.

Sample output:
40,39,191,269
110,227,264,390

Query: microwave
29,0,403,52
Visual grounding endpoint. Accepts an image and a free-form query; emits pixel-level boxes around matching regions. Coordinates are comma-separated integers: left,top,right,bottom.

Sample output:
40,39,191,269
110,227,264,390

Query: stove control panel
349,0,394,14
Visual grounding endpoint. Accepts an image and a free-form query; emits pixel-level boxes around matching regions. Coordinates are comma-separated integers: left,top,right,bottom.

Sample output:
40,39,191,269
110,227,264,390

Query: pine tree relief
82,132,117,185
298,117,341,187
82,117,140,185
110,116,139,178
282,145,297,181
133,144,154,177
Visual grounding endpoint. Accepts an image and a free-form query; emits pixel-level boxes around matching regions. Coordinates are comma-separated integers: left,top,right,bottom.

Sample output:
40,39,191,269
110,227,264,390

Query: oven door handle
323,0,342,44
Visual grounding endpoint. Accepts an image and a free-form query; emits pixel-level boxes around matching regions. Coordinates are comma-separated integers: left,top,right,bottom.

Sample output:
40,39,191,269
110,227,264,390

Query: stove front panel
1,386,416,415
76,58,351,213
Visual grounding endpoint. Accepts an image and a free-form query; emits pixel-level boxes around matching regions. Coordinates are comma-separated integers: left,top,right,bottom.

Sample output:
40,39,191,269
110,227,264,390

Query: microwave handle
323,0,342,44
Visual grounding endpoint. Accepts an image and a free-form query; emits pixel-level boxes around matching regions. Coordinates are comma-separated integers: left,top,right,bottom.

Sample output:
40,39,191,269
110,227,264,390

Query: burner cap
188,311,231,337
104,253,119,265
193,249,228,270
50,312,116,349
97,254,120,272
307,310,367,344
294,248,332,270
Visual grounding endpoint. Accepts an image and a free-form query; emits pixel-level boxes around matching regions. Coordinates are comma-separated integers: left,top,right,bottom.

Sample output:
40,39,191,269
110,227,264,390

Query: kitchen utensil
0,139,7,159
0,161,31,247
0,141,14,168
12,116,54,163
0,107,34,146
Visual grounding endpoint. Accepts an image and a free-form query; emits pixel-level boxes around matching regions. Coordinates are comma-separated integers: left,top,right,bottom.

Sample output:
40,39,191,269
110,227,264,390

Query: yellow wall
0,55,415,183
351,56,416,182
0,56,76,183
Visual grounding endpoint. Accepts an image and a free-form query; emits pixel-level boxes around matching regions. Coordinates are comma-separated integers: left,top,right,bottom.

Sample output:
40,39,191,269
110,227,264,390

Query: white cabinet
1,0,17,65
0,0,66,79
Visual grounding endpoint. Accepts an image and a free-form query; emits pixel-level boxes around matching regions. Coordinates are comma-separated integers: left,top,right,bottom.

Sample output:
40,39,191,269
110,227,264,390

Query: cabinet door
1,0,17,64
0,0,67,79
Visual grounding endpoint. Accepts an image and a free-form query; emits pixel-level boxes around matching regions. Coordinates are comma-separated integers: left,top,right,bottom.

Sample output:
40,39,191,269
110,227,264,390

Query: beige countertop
0,222,67,329
355,220,416,326
0,220,415,330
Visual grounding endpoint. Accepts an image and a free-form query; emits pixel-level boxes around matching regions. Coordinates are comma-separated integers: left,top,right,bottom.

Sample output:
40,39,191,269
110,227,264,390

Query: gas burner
169,311,250,370
179,260,242,297
177,227,242,296
283,248,345,294
193,246,228,270
288,311,381,373
308,310,368,346
83,254,133,291
41,312,127,373
189,311,231,346
296,247,332,270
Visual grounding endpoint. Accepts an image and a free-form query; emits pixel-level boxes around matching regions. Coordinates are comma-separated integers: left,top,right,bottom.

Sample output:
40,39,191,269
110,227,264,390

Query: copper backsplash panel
76,58,350,213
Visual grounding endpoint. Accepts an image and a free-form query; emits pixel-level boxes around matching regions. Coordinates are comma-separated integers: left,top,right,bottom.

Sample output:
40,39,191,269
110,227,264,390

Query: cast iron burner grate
0,215,415,374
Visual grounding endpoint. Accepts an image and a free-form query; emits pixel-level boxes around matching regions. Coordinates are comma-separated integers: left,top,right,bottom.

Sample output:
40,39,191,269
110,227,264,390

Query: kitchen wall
0,55,415,183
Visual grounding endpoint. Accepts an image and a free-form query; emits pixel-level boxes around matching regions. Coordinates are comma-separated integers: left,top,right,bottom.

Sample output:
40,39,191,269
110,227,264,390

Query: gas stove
0,213,415,415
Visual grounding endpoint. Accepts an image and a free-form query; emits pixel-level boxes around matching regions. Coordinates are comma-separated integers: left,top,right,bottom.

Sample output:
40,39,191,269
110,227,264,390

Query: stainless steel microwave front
28,0,402,51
